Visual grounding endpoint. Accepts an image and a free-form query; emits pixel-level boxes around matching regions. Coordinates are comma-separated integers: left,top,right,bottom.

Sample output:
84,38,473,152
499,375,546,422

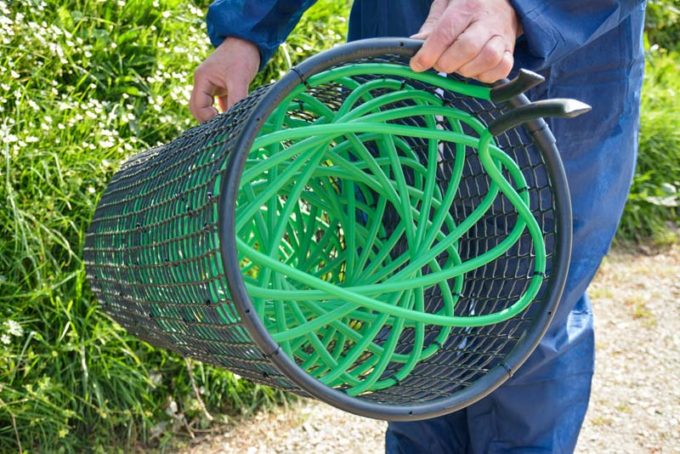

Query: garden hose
85,38,588,420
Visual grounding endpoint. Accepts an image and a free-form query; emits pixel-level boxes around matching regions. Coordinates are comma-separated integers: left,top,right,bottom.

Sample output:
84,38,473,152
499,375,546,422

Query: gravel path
184,245,679,454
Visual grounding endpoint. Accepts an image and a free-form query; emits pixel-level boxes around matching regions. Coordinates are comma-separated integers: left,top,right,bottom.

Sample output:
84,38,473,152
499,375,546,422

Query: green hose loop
233,63,545,395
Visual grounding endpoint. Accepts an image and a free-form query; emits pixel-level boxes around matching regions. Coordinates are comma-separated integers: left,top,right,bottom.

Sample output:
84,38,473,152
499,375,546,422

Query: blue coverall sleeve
509,0,645,68
207,0,317,70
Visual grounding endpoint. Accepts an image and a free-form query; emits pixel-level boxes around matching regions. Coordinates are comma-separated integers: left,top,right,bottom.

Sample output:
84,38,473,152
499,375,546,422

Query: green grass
618,44,680,243
0,0,677,451
646,0,680,52
0,0,349,451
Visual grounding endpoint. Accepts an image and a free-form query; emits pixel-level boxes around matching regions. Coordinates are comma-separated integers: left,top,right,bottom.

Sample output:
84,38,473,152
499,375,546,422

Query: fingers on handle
410,11,470,72
190,72,219,123
456,34,507,79
224,78,249,111
431,18,499,72
476,51,514,83
217,95,228,113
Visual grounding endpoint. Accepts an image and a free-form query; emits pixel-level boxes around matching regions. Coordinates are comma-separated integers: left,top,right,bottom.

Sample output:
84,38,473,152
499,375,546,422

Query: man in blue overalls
190,1,646,451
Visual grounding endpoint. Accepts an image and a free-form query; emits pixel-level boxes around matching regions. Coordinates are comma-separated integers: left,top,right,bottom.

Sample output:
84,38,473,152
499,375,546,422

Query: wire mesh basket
84,38,589,420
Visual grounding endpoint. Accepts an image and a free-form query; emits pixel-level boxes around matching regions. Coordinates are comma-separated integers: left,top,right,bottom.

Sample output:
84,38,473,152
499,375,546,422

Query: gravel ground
182,245,679,454
577,245,680,453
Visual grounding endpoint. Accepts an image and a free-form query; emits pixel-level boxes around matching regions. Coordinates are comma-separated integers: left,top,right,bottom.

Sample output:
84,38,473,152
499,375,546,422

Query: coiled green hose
234,63,545,395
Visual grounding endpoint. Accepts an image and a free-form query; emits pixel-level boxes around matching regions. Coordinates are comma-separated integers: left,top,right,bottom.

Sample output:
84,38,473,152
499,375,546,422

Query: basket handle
490,69,545,102
487,98,591,136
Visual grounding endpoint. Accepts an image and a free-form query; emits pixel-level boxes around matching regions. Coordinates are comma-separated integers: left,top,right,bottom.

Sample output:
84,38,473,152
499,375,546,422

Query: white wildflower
1,334,10,345
6,320,23,337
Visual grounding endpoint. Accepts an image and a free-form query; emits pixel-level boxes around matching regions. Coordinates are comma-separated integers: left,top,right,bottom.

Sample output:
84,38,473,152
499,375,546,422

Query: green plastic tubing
230,63,545,395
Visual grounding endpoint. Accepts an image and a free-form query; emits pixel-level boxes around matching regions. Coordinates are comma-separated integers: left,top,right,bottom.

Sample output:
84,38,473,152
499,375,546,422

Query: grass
589,415,614,427
0,0,677,451
615,403,633,414
618,43,680,243
624,296,658,328
0,0,349,451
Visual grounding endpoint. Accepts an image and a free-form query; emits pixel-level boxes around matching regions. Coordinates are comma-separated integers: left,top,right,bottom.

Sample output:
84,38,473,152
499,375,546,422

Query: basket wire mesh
84,39,582,420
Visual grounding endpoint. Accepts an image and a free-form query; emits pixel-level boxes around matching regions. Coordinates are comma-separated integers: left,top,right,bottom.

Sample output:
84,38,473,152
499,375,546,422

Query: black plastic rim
218,38,572,421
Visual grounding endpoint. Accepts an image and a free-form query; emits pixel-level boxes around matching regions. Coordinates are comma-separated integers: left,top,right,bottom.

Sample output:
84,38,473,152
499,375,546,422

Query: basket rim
218,37,572,421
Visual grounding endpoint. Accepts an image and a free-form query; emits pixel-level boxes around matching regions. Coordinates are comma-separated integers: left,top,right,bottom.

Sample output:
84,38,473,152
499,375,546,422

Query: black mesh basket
84,38,586,420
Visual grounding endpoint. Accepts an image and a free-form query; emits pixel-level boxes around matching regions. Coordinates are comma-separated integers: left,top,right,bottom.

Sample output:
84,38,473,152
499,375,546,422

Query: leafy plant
646,0,680,51
618,43,680,242
0,0,349,451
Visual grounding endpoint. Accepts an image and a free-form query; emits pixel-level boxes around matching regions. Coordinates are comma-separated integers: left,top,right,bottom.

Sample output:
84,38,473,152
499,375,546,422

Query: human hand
410,0,522,83
190,37,260,123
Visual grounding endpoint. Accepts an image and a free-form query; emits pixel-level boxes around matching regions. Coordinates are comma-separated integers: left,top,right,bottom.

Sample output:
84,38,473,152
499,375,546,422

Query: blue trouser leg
386,409,471,453
385,293,595,454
